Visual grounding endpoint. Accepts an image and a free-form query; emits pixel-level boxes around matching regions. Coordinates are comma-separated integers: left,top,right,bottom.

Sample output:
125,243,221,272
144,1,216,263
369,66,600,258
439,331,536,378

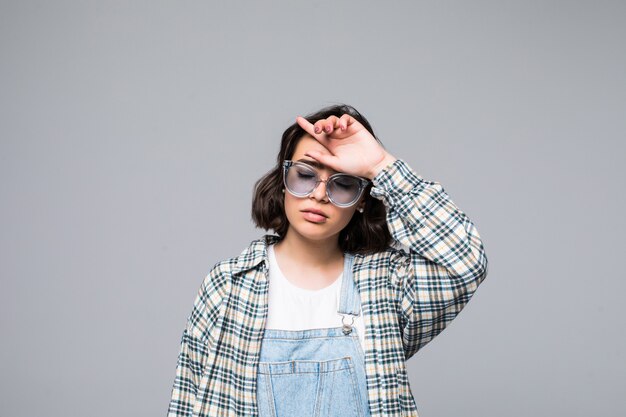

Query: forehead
291,135,339,174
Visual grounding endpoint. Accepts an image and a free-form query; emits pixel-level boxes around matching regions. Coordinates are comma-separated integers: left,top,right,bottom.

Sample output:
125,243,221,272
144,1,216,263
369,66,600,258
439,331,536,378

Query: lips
301,208,328,218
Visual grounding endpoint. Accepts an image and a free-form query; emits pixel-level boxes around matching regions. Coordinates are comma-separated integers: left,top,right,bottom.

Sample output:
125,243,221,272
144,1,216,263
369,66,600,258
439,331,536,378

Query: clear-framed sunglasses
283,160,371,208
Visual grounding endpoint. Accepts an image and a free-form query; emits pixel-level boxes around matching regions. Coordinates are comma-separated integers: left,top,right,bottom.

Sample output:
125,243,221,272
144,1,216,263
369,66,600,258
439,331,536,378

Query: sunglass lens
328,176,361,205
286,164,317,195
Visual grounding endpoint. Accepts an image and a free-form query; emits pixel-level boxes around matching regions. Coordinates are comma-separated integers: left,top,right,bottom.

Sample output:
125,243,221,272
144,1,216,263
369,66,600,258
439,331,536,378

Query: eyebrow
295,158,339,174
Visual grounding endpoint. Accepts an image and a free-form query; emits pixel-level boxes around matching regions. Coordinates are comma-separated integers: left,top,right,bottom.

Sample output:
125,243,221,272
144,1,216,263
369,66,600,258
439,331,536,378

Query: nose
310,177,330,202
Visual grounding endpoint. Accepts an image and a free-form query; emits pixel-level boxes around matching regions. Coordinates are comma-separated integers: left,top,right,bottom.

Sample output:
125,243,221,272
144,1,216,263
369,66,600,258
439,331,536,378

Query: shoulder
201,234,279,290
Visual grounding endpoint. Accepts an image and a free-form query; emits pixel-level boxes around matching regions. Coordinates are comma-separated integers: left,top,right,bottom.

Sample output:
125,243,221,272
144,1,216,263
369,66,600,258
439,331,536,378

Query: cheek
337,209,356,225
284,194,296,210
283,195,300,218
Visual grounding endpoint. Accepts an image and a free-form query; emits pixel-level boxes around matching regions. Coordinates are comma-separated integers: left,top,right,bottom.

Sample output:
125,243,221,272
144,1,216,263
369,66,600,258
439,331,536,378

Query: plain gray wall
1,1,624,416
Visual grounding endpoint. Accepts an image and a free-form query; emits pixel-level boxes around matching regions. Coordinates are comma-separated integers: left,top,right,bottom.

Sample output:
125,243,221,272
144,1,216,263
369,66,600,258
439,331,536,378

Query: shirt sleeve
370,158,489,360
167,265,227,417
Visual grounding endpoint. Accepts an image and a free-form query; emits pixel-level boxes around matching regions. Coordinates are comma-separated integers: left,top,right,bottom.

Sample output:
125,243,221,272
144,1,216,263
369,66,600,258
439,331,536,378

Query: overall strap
337,253,360,335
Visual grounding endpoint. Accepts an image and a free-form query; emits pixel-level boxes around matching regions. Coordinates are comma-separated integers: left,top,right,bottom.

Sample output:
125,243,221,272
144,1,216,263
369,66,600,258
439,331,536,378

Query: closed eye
297,172,316,179
332,177,359,189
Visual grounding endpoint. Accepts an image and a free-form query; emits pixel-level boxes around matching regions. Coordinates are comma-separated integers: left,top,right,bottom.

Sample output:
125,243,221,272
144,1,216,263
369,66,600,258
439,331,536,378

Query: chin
292,223,340,241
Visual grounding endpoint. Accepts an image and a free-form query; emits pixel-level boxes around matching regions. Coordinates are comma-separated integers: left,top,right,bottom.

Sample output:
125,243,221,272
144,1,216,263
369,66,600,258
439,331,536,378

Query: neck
274,227,343,267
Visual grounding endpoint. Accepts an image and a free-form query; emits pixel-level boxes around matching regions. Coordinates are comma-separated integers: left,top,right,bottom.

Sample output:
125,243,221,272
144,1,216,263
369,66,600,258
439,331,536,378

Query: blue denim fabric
257,253,371,417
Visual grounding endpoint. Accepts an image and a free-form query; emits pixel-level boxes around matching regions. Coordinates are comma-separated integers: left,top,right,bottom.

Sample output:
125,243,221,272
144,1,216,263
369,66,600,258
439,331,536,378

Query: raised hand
296,114,397,180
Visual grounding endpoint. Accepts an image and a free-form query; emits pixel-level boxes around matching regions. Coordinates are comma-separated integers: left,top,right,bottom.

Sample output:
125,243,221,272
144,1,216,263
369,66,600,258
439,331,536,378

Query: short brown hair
251,104,392,255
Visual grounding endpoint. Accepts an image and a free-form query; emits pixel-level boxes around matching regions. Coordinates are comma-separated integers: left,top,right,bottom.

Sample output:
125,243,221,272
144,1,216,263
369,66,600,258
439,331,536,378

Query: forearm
370,158,488,281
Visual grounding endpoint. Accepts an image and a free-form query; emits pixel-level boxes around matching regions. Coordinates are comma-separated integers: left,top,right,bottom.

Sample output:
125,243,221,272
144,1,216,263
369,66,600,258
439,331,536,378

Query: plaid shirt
167,159,489,417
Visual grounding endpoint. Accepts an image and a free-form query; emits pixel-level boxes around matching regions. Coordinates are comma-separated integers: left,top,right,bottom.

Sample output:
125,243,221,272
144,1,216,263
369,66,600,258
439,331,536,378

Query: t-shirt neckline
268,244,343,295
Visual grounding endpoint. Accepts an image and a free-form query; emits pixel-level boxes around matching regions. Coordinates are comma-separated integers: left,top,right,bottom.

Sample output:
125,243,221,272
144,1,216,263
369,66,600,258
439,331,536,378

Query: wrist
368,154,398,180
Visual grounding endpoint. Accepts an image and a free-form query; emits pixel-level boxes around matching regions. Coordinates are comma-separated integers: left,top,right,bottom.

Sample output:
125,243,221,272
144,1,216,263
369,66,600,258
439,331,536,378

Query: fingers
295,116,317,137
311,114,356,135
296,116,332,149
296,113,355,144
338,114,353,131
313,115,340,134
304,150,340,171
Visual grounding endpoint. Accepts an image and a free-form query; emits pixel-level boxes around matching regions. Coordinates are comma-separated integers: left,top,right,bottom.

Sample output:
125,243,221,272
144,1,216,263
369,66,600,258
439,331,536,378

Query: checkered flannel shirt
167,158,489,416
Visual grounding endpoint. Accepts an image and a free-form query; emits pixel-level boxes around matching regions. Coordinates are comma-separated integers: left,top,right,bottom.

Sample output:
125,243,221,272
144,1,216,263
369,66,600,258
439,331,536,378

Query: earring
358,207,364,213
282,188,285,193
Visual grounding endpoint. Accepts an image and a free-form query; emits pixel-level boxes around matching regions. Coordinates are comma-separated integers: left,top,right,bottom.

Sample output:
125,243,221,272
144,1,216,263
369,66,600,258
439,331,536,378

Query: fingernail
314,126,320,133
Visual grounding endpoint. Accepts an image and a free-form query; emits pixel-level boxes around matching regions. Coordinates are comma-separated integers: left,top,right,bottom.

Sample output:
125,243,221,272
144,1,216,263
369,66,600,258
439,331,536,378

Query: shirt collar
232,234,361,276
232,234,281,275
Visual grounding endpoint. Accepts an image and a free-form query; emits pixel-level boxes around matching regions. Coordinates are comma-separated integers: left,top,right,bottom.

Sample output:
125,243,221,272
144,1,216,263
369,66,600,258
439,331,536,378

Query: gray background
1,1,624,416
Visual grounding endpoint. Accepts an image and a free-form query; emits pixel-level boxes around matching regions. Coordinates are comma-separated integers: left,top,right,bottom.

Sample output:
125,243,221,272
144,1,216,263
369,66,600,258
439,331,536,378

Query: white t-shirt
265,244,366,349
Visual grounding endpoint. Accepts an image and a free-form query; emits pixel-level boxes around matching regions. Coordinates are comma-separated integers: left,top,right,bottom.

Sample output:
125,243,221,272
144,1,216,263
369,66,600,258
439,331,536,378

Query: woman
167,104,489,417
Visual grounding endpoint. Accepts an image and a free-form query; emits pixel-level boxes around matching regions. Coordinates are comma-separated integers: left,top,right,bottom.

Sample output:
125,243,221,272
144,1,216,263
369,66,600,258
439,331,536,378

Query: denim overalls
256,253,371,417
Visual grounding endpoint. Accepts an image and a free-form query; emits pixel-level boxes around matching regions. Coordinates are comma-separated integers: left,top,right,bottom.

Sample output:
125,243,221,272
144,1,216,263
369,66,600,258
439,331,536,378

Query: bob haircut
251,103,392,255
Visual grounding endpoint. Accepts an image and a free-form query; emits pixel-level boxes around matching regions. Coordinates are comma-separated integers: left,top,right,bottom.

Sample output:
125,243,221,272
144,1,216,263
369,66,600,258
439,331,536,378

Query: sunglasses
283,160,370,207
